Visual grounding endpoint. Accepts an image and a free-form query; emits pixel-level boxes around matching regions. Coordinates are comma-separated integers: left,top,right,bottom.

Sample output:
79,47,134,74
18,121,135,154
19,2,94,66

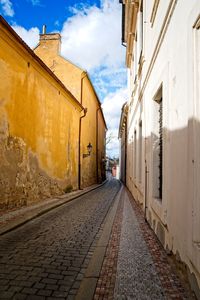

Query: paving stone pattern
94,187,195,300
128,191,195,300
114,191,165,300
0,179,120,300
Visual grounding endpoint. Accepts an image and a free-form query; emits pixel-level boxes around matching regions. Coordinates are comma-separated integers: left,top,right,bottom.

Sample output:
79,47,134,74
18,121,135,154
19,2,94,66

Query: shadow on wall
124,118,200,298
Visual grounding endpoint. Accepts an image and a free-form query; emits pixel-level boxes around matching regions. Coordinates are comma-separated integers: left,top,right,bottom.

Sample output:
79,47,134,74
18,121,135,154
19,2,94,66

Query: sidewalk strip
75,185,123,300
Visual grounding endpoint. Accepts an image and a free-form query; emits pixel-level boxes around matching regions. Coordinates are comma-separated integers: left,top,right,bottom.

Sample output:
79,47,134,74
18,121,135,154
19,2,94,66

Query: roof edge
84,72,107,130
0,16,84,112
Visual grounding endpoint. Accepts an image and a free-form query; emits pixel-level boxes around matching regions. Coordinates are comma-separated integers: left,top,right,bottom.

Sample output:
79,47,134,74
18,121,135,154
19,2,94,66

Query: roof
34,32,107,130
0,16,84,112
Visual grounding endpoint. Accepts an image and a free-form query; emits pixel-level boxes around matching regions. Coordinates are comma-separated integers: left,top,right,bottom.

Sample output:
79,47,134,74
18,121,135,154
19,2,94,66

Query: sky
0,0,127,158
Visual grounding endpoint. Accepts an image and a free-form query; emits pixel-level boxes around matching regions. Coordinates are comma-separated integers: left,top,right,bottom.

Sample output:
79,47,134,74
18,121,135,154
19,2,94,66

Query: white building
119,0,200,297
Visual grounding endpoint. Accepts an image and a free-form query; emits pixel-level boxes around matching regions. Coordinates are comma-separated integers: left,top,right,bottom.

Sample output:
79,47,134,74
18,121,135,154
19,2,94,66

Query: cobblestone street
0,179,195,299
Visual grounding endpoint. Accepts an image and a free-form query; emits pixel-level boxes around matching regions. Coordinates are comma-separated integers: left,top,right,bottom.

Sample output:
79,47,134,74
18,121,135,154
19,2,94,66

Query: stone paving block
27,295,45,300
33,282,45,289
8,286,23,293
10,280,33,287
48,273,63,280
41,277,57,284
14,293,27,300
59,285,71,292
37,289,52,296
52,290,68,297
0,180,121,299
45,284,59,291
22,287,38,295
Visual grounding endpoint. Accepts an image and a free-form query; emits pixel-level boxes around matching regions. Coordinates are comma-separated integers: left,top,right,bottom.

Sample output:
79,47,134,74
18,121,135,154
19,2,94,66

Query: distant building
34,31,107,187
119,0,200,297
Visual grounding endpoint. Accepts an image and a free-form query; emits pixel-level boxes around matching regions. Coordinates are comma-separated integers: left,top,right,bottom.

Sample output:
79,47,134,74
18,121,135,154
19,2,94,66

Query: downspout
78,108,87,190
96,108,101,183
78,71,87,189
125,120,127,185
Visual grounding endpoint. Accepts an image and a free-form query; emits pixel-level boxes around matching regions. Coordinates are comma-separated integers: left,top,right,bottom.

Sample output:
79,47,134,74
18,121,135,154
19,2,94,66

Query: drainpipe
125,121,127,185
78,108,87,189
96,108,101,183
144,137,149,222
78,71,87,189
80,71,87,105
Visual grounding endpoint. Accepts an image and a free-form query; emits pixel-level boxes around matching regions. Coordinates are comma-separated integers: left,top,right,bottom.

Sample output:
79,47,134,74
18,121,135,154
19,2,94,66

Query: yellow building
34,31,107,188
0,16,84,208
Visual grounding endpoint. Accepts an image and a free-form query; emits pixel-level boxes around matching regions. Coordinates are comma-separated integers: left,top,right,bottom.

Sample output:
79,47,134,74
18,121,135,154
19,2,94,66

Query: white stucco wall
125,0,200,295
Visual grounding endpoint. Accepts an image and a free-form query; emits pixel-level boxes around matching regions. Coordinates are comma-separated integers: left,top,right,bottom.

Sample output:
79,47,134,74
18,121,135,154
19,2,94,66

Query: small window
152,86,163,200
138,120,142,183
134,130,137,178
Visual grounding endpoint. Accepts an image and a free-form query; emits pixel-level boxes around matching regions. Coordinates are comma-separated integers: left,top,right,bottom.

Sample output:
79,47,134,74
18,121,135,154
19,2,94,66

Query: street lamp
83,142,92,158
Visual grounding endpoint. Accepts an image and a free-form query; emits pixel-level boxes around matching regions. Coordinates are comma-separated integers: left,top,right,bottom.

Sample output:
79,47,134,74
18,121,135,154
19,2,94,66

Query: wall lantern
83,142,92,158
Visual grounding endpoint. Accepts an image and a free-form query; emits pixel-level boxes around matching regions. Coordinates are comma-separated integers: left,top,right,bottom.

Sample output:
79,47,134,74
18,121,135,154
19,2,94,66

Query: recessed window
134,129,137,178
152,86,163,200
138,120,142,183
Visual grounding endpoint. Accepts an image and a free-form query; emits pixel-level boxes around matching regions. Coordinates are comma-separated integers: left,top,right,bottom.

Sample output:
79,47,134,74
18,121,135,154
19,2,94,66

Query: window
152,86,163,200
138,121,142,183
134,129,137,178
192,16,200,243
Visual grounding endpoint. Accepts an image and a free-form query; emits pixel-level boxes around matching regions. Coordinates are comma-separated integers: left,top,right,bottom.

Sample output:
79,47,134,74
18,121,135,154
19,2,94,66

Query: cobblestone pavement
94,187,195,300
0,179,120,300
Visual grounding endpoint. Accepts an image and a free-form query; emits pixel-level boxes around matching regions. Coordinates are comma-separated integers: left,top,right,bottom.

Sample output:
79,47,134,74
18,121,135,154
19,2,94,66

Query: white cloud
102,87,128,157
102,87,127,130
54,20,60,27
12,25,39,49
59,1,127,157
91,66,127,100
29,0,40,6
60,0,125,71
0,0,14,17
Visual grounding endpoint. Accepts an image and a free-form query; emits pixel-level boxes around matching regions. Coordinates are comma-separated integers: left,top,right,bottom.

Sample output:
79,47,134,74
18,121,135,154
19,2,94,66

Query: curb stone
75,184,123,300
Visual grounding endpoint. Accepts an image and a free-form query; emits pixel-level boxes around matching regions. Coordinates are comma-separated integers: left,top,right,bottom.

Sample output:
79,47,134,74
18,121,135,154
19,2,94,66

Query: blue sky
0,0,127,157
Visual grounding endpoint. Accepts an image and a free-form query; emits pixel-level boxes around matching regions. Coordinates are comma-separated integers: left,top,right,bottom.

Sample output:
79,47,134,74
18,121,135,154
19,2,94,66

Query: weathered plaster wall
35,36,107,188
34,36,82,102
0,19,82,208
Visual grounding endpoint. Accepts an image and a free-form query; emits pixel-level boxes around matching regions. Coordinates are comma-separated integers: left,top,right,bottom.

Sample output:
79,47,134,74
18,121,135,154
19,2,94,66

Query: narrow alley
0,179,194,299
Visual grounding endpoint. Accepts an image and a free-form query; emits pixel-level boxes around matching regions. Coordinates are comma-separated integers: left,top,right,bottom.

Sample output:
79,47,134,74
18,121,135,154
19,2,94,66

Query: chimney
42,25,46,34
39,25,61,55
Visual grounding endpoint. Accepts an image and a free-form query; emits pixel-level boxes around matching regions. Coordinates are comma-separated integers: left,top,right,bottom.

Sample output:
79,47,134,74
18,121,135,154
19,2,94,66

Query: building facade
34,32,107,188
119,0,200,297
0,16,106,208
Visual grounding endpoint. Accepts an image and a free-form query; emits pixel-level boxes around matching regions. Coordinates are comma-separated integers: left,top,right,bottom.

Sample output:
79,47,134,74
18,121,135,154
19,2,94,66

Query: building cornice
138,0,177,103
